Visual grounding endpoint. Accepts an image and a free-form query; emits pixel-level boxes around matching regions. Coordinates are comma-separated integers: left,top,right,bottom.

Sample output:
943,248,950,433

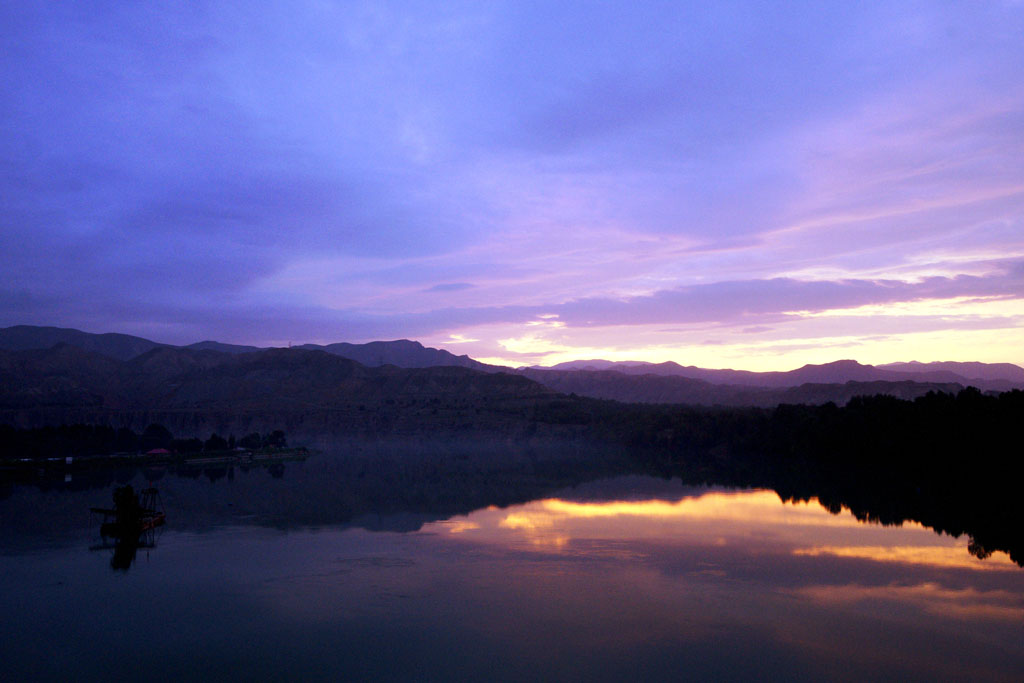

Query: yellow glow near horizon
422,489,1015,571
456,294,1024,370
473,325,1024,371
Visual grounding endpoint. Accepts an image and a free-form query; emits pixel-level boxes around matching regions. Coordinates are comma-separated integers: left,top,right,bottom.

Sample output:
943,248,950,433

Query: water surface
1,449,1021,682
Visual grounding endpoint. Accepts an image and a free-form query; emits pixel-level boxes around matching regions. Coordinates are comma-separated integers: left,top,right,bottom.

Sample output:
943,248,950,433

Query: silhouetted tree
204,433,228,451
140,424,173,451
239,433,262,449
170,437,203,453
114,427,139,453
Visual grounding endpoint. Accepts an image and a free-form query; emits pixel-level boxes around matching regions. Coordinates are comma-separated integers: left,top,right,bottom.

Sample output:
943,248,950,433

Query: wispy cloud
423,282,475,293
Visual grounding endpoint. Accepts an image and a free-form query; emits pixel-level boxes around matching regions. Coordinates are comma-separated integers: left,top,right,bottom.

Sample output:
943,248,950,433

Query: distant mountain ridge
536,358,1024,392
0,325,167,361
0,325,499,372
878,361,1024,383
186,340,262,354
295,339,493,371
6,326,1021,387
0,343,550,437
2,326,1022,410
517,367,968,407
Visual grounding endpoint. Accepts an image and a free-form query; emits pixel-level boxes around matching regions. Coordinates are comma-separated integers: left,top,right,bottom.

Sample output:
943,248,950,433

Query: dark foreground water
1,445,1022,682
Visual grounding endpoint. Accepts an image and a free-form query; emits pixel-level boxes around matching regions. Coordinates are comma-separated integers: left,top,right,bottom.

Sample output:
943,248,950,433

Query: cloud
214,263,1024,343
2,1,1024,365
424,282,475,292
552,269,1024,328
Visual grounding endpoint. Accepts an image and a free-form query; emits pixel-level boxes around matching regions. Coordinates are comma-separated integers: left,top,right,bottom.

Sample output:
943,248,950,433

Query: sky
2,1,1023,370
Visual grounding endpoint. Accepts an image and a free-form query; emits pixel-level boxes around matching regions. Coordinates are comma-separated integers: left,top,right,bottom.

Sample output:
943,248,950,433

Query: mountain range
540,358,1024,391
0,325,490,369
0,343,545,411
0,341,550,438
1,326,1022,418
516,367,969,408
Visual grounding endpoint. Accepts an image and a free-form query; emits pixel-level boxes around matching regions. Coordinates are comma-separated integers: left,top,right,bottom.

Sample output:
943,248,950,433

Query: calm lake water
2,445,1022,682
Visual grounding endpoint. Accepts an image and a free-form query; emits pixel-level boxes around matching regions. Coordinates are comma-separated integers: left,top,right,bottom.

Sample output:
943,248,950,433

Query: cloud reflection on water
796,582,1024,622
427,489,1017,574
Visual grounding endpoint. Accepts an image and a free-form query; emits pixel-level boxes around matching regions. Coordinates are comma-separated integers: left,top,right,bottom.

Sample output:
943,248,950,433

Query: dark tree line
576,388,1024,566
513,388,1024,565
522,387,1023,473
0,423,288,460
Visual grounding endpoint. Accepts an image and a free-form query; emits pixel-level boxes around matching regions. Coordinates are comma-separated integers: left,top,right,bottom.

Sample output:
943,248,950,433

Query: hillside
3,325,1022,412
0,325,501,372
879,360,1024,383
0,345,553,437
518,368,964,407
6,326,1021,391
0,325,166,361
0,345,545,411
297,339,498,372
536,358,1024,392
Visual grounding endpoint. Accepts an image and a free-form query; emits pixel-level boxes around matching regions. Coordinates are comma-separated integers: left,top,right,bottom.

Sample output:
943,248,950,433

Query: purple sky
3,1,1023,369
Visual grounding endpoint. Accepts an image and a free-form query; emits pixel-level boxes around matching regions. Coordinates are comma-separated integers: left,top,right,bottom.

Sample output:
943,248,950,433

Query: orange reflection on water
794,545,1018,571
538,492,869,526
499,513,544,530
425,488,1014,571
437,520,480,534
